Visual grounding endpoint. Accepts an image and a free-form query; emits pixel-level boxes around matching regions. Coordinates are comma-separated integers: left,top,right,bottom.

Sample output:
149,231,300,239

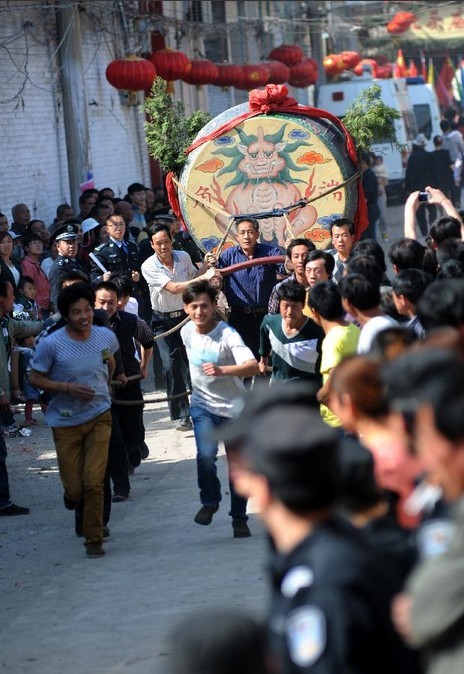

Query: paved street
0,203,406,674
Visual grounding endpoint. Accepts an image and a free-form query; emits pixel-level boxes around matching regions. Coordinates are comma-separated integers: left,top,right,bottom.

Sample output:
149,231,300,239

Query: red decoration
354,59,378,77
268,44,304,67
387,20,408,35
289,58,318,87
234,64,270,90
340,51,361,70
376,65,393,79
215,63,244,88
265,61,291,85
150,48,191,81
106,56,157,91
182,59,219,86
323,54,346,77
395,11,416,28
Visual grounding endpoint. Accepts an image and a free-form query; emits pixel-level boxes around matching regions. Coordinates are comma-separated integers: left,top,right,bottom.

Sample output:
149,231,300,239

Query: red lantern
395,11,416,28
268,44,304,67
150,48,191,81
289,58,318,87
234,64,270,90
323,54,345,77
354,59,378,77
106,56,157,91
214,63,244,88
340,51,361,70
182,59,219,86
376,64,393,79
265,61,290,85
387,20,408,35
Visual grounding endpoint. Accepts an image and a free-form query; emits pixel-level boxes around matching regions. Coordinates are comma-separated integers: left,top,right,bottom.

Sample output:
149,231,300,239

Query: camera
418,191,430,202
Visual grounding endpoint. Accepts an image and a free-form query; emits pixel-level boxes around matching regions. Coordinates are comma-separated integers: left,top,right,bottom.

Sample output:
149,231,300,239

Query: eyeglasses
108,222,125,230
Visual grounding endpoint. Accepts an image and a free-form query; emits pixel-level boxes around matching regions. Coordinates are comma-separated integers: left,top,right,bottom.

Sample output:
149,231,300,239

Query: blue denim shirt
217,243,283,308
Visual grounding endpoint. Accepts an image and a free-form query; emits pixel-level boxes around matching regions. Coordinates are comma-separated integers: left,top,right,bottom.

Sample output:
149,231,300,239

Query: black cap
50,222,79,243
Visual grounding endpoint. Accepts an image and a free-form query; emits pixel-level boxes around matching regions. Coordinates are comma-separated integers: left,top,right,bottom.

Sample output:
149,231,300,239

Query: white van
317,73,418,199
406,76,441,151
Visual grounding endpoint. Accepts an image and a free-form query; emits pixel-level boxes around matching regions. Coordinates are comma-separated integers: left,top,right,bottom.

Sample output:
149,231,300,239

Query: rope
172,171,361,233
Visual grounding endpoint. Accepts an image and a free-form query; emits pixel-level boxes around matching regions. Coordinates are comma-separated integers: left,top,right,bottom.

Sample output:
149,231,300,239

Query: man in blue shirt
207,218,282,358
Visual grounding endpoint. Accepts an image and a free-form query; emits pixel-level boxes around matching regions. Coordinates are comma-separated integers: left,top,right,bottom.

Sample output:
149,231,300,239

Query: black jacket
90,240,139,287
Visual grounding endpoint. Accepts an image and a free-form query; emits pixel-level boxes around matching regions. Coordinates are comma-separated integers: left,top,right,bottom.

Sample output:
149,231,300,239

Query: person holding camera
405,134,437,237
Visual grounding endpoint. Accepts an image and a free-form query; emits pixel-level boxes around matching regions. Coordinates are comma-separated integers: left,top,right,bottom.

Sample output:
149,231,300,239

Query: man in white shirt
181,280,259,537
141,224,216,430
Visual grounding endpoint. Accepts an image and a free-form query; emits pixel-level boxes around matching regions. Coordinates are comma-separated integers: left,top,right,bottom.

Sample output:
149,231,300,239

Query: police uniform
268,516,419,674
48,224,90,307
90,239,139,287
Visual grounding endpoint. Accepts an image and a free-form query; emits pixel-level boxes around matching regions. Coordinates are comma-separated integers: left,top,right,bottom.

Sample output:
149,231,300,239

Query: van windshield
413,103,432,138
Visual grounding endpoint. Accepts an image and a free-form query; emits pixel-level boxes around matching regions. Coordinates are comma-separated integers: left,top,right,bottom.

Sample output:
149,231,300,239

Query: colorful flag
452,57,463,103
436,57,454,107
408,59,418,77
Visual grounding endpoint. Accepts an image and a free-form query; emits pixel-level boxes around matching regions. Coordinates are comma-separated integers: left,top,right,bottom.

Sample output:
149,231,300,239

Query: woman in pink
328,354,422,528
21,233,51,319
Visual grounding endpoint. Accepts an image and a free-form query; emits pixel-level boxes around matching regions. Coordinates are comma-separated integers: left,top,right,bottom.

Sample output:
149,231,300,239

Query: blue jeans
190,405,248,521
0,434,11,508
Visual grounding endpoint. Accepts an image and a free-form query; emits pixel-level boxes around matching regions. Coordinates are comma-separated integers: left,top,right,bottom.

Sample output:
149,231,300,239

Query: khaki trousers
53,409,112,545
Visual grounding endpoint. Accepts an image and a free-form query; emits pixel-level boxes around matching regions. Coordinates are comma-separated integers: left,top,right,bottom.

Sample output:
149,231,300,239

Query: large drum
178,100,359,253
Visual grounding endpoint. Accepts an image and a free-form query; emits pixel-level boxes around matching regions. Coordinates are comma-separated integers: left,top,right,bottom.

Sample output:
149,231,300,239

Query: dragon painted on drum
203,124,327,248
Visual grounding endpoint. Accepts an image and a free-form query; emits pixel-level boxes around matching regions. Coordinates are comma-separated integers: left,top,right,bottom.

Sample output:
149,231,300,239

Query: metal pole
56,2,93,214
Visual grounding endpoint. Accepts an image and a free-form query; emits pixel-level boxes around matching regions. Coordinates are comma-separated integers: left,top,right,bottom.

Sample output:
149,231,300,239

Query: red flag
408,59,418,77
436,57,454,107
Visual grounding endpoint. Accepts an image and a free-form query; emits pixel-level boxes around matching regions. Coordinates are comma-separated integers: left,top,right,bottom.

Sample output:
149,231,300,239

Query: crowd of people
1,168,464,671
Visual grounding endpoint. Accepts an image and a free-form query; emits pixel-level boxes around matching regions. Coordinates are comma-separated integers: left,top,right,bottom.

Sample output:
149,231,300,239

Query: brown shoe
86,543,105,558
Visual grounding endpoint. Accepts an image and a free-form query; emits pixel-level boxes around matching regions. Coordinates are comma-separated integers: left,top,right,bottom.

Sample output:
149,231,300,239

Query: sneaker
86,543,105,558
112,494,129,503
232,519,251,538
176,416,193,432
0,503,30,516
141,442,150,460
194,504,219,525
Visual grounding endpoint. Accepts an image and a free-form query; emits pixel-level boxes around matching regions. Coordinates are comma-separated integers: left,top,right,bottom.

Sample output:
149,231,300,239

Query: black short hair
305,249,335,275
234,217,259,232
0,279,12,298
351,239,387,273
369,326,417,359
339,274,380,310
286,238,315,258
430,217,461,245
182,280,218,305
94,280,121,299
417,279,464,330
388,238,425,271
127,182,146,194
148,223,172,241
57,283,95,319
277,280,306,305
22,232,42,248
18,276,34,291
59,270,89,289
392,269,432,304
308,281,344,319
111,274,133,297
346,254,383,287
436,238,464,267
338,439,383,512
438,259,464,279
330,218,355,236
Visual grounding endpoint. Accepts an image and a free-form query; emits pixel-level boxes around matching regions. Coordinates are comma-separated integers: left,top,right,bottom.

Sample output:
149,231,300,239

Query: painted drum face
179,103,358,253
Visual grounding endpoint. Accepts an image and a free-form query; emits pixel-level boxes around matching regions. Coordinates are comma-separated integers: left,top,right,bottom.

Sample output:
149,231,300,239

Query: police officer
48,221,90,309
220,385,419,674
90,214,140,289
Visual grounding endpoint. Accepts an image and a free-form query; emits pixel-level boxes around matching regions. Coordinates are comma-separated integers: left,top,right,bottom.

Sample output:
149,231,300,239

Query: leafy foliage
343,84,403,156
142,77,212,174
